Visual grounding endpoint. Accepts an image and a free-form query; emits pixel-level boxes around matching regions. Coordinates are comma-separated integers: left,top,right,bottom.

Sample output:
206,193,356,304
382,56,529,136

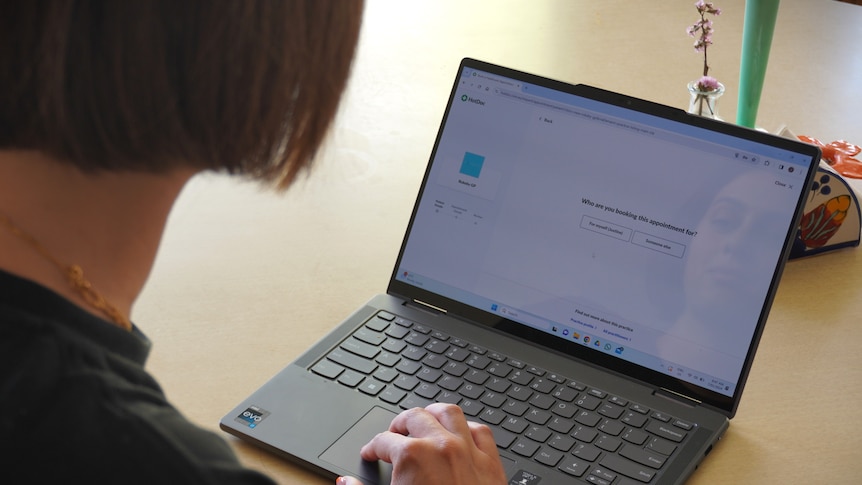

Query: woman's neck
0,150,194,328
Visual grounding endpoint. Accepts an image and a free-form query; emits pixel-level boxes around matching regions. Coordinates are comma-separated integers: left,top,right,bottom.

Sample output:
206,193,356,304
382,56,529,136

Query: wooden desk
135,1,862,483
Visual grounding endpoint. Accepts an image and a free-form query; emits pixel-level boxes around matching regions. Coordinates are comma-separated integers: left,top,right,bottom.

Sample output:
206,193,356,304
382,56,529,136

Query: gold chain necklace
0,212,132,331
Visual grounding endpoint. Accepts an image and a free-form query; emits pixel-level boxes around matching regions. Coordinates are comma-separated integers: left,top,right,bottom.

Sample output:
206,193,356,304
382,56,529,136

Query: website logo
461,94,468,102
235,406,270,429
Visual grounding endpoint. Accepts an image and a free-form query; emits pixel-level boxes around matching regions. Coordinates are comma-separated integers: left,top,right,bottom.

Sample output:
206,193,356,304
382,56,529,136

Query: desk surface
135,1,862,483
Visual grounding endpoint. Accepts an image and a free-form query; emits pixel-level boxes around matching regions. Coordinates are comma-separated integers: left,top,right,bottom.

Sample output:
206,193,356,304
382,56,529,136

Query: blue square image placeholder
460,152,485,178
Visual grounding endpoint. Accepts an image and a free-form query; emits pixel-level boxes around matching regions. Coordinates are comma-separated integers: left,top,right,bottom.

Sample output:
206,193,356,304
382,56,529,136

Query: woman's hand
337,403,507,485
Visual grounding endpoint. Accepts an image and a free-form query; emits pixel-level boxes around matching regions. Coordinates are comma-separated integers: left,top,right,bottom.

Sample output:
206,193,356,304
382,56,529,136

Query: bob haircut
0,0,364,188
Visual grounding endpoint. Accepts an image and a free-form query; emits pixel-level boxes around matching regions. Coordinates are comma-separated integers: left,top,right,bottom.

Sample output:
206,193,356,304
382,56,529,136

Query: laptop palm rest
319,406,396,485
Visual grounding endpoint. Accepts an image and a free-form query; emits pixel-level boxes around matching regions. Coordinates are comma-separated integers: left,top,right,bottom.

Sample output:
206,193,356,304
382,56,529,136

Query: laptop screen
390,59,817,413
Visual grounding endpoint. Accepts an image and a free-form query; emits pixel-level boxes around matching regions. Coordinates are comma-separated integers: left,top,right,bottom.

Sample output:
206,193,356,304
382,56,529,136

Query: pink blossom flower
687,1,721,80
696,75,721,92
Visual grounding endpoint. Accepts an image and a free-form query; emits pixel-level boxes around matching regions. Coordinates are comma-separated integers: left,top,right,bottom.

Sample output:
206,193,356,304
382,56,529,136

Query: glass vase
687,81,725,120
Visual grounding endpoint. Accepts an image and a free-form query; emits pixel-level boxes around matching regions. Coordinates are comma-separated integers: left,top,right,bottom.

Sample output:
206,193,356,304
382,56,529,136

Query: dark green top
0,269,275,484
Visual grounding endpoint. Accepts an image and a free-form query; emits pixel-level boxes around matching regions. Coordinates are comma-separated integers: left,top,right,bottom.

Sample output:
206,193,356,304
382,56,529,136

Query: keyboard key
402,346,427,361
508,370,533,385
393,316,412,327
571,425,598,444
421,353,446,369
526,366,545,376
364,318,389,332
416,367,442,383
395,359,420,375
338,371,364,387
375,351,401,367
412,324,431,334
460,399,484,417
487,363,513,378
464,369,489,385
621,411,648,428
480,391,507,408
327,349,377,374
376,311,395,321
437,375,462,391
548,434,575,451
379,387,407,405
508,385,533,402
525,408,551,425
558,456,590,477
552,385,577,402
373,367,398,383
354,327,387,346
591,466,618,483
534,447,564,467
394,375,419,391
341,338,380,359
445,347,470,361
382,338,407,353
622,428,650,446
530,378,556,394
595,435,622,452
599,403,625,420
598,419,625,436
575,394,602,411
311,360,344,379
575,410,602,427
443,361,469,377
572,443,601,461
385,325,410,339
525,426,552,443
405,332,429,346
552,401,577,419
466,354,491,369
646,437,677,456
600,454,657,483
459,383,484,400
503,399,529,417
480,408,507,426
673,419,694,431
502,416,529,434
511,438,540,457
548,417,574,434
358,379,386,396
486,377,511,393
415,383,440,400
650,411,672,422
645,420,687,443
528,394,554,410
436,390,461,405
619,444,667,469
425,339,449,354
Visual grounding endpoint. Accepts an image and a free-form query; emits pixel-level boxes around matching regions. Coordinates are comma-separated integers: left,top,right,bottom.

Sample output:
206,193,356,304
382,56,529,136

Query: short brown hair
0,0,364,188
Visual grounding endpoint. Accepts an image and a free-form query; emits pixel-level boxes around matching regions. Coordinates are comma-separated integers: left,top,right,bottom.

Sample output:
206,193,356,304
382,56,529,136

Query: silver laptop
221,58,820,485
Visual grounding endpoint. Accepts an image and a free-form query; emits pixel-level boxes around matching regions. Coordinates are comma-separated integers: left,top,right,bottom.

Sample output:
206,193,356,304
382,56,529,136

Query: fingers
360,404,496,463
336,477,364,485
467,420,499,456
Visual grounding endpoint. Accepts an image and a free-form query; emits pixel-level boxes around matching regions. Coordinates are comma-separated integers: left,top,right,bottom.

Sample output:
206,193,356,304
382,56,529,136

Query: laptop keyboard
311,310,694,484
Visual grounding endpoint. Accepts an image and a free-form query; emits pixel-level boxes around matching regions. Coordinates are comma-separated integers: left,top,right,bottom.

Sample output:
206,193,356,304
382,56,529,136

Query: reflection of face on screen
674,171,788,351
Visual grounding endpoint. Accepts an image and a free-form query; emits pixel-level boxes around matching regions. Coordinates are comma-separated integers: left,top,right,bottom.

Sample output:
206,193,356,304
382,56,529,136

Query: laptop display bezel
387,58,821,418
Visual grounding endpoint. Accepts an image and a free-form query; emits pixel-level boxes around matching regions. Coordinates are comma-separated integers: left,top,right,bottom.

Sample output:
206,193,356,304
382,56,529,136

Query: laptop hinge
408,299,448,315
655,387,702,408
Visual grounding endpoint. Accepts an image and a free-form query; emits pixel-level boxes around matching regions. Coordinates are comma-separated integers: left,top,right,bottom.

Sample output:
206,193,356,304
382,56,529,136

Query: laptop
221,58,820,484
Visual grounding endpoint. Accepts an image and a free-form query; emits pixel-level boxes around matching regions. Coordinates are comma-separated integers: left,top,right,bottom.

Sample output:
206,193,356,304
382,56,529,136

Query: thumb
336,476,364,485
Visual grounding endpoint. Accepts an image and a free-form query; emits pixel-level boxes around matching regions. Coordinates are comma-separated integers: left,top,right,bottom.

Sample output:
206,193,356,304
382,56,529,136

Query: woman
0,2,506,484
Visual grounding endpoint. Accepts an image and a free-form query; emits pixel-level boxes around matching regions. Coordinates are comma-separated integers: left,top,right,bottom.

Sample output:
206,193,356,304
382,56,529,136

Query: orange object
797,135,862,179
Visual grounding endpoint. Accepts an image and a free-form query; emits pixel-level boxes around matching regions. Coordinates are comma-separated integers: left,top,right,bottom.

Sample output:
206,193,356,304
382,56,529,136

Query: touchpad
320,406,396,485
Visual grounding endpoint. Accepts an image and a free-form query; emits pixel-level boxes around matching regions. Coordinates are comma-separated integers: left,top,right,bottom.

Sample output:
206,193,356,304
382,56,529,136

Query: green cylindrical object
736,0,781,128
